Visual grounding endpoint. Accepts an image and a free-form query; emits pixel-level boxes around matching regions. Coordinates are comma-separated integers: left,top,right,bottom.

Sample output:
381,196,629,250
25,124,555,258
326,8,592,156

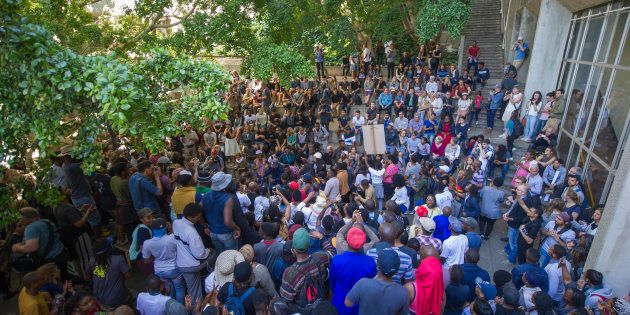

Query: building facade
501,0,630,298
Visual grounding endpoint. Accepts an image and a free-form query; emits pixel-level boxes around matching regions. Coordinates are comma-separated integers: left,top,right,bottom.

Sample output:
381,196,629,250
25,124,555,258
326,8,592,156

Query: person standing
386,44,396,80
136,275,185,315
523,91,543,142
362,44,372,74
314,46,325,80
406,245,444,315
487,84,504,130
201,172,241,254
110,162,137,246
440,219,468,270
345,248,409,315
173,203,213,301
479,178,505,239
63,154,101,237
512,36,529,69
330,227,377,315
500,86,523,139
128,161,163,217
546,88,565,134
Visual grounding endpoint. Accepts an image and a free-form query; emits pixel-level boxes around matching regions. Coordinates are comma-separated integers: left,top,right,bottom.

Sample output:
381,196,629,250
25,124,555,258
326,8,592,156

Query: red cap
289,181,299,190
415,205,429,217
347,227,366,250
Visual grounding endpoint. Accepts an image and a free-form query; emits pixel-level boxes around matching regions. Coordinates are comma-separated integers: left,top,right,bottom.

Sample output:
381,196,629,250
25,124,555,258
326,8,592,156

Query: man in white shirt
324,169,340,201
137,275,186,315
425,76,438,94
393,111,409,132
313,122,329,151
545,244,571,303
180,124,199,160
430,92,443,117
352,110,366,145
440,219,469,269
173,204,212,301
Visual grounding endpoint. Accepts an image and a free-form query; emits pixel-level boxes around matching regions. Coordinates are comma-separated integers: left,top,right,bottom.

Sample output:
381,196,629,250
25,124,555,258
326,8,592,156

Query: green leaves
241,42,314,87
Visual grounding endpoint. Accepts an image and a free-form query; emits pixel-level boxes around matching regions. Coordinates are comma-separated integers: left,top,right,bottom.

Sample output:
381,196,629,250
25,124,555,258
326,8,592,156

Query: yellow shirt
171,186,198,215
18,288,49,315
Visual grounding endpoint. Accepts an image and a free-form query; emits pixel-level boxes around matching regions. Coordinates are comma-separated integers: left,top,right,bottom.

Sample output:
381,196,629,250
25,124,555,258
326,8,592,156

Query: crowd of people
3,40,628,315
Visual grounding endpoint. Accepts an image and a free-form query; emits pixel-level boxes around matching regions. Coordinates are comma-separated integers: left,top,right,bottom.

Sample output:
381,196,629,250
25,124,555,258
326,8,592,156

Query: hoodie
461,263,491,302
585,284,614,315
413,256,444,315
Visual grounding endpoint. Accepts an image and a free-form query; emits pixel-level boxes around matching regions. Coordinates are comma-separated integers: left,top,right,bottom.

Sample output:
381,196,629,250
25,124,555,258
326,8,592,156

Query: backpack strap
40,220,56,261
239,287,256,303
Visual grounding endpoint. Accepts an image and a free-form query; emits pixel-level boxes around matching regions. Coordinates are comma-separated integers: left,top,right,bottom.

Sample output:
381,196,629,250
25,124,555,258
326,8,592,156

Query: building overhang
556,0,612,12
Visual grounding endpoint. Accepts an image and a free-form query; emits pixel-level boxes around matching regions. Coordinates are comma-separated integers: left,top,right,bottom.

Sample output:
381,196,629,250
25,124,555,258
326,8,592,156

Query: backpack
524,47,531,59
225,283,255,315
513,118,524,138
297,267,326,308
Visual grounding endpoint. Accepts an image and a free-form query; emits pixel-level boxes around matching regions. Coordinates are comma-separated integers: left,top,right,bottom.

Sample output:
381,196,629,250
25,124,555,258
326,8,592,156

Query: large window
557,1,630,205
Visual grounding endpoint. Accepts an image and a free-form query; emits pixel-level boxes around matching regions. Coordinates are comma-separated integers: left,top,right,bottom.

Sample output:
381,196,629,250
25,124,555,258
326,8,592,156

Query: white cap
314,152,322,159
518,35,524,40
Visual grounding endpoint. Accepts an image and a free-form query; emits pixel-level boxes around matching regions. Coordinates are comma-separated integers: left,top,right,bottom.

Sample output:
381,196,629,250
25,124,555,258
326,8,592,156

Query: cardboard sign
362,124,386,155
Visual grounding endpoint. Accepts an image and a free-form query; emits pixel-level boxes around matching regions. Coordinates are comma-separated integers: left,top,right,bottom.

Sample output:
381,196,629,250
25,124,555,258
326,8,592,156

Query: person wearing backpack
218,261,256,315
279,228,331,311
506,111,518,159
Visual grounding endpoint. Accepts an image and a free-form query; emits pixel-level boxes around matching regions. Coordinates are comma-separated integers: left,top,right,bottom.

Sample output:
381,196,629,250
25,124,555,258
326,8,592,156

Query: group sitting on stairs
10,40,626,315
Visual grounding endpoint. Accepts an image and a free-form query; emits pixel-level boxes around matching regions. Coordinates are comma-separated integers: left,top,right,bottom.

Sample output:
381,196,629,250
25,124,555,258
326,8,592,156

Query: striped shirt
415,234,443,253
279,251,331,304
367,246,415,284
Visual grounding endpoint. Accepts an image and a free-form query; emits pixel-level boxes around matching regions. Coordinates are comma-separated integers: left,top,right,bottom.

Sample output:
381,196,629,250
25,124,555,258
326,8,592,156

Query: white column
523,0,572,100
584,138,630,297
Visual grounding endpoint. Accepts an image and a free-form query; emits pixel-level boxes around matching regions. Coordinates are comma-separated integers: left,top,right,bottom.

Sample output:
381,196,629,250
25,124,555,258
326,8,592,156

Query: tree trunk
352,20,372,51
400,2,420,46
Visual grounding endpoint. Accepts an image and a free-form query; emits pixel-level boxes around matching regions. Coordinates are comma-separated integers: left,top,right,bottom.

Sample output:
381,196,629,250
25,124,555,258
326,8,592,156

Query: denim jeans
487,109,497,129
212,232,238,255
535,119,548,135
488,163,509,179
504,226,518,263
539,247,552,268
525,115,538,139
386,145,396,155
155,268,186,304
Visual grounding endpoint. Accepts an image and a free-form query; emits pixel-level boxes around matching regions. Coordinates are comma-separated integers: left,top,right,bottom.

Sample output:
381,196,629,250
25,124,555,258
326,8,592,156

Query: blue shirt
433,215,451,242
330,252,377,315
423,119,437,134
465,232,482,251
24,220,64,260
489,91,504,110
461,263,490,302
128,172,160,213
511,263,549,292
378,93,393,108
514,42,529,60
201,190,233,234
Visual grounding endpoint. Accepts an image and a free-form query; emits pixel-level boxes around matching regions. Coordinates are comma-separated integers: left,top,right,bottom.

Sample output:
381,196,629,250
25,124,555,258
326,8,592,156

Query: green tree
241,42,314,86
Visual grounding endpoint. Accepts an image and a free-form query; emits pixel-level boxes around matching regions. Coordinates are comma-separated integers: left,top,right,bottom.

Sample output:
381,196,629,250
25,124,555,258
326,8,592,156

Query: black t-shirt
217,283,255,315
444,283,469,314
517,217,542,248
495,304,525,315
137,226,152,249
367,107,379,120
341,93,352,105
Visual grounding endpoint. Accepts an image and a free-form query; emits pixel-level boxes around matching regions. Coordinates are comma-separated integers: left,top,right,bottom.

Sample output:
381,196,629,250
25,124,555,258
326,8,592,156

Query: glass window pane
580,16,605,62
568,147,587,174
557,130,572,160
563,64,591,136
620,25,630,66
596,12,628,63
592,70,630,166
583,157,609,207
584,68,612,143
567,20,586,60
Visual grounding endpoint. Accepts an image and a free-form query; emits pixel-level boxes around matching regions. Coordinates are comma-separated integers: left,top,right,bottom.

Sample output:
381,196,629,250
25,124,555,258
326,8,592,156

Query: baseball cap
378,248,400,277
476,277,497,300
460,217,478,230
503,286,520,306
525,270,543,287
313,152,322,159
292,228,310,252
495,83,502,89
450,219,464,233
151,218,167,230
418,217,436,233
346,227,366,250
157,156,171,164
289,181,299,190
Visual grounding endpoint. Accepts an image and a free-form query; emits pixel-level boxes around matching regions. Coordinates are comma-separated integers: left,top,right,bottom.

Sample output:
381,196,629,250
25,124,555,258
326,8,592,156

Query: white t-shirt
435,188,453,210
368,168,385,184
142,235,178,272
390,186,410,210
254,196,270,222
352,116,366,128
363,47,372,62
431,98,444,112
136,292,171,315
441,234,469,268
236,192,251,212
298,203,318,230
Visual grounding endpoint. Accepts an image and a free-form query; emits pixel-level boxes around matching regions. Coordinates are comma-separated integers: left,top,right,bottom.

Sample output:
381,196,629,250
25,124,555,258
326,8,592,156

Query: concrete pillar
523,0,572,100
584,137,630,297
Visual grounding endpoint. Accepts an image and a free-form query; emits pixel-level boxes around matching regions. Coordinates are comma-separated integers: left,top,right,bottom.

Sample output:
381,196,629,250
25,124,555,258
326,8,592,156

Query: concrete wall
584,134,630,297
523,0,572,100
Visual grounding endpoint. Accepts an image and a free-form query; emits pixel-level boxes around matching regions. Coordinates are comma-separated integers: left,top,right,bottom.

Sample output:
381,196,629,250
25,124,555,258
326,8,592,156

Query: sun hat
211,172,233,191
347,227,366,250
239,244,255,263
418,217,436,233
215,250,245,287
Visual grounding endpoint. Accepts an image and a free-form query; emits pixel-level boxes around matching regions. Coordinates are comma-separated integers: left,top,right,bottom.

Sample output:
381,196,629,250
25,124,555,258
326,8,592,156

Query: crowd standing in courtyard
4,41,629,315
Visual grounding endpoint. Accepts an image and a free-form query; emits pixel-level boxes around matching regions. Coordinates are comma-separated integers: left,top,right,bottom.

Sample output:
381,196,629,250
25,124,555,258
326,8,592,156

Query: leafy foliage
416,0,473,43
241,43,314,86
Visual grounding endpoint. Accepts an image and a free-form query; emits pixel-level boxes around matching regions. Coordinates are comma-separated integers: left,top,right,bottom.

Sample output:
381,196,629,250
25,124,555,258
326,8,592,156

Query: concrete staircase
462,0,504,87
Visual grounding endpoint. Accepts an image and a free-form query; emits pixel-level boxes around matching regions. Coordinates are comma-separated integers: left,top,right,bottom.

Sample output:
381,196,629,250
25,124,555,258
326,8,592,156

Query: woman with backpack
522,91,543,142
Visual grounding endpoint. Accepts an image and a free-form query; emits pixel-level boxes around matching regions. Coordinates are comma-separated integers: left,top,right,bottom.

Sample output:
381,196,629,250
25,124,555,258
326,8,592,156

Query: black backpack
366,212,381,230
